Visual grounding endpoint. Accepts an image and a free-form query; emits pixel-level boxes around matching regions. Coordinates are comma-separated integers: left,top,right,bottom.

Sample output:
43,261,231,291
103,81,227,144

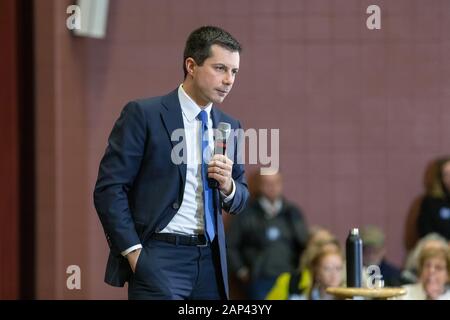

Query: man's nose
223,71,234,86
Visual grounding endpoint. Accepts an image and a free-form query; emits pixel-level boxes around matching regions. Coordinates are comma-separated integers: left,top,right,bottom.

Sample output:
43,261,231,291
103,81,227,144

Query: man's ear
185,57,196,77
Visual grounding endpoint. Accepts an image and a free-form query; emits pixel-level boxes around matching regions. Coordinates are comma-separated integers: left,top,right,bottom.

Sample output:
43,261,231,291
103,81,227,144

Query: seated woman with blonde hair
396,246,450,300
266,241,344,300
306,246,344,300
266,227,342,300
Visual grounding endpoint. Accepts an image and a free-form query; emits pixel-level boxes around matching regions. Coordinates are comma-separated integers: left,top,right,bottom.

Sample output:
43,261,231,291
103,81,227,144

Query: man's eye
216,66,225,71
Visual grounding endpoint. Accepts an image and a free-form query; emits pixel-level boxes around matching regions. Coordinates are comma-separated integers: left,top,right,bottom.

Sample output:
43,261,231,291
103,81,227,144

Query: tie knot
198,110,208,125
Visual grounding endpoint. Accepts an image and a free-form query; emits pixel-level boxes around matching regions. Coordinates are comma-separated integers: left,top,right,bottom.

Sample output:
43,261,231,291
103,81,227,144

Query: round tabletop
326,287,407,299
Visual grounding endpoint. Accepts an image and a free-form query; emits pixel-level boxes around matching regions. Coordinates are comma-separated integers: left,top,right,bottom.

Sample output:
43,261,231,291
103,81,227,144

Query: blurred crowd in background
226,157,450,300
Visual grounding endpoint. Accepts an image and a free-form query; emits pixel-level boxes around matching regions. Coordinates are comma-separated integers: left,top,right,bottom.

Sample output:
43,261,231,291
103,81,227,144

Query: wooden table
326,287,407,299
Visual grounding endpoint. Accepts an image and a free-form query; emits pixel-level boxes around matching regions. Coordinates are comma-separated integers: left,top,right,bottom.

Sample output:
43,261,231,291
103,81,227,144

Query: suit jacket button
172,202,179,210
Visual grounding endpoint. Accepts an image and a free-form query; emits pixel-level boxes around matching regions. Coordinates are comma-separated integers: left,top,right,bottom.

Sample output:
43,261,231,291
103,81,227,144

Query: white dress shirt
121,85,235,256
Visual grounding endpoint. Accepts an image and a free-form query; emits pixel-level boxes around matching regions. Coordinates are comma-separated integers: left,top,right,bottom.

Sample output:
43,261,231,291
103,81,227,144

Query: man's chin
211,97,225,104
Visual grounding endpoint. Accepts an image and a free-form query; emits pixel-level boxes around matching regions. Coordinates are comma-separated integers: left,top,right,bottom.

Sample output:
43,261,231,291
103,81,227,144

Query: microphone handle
208,139,226,189
208,178,219,188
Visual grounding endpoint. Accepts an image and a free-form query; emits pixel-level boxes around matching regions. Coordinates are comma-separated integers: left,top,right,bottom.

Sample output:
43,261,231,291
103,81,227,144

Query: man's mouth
216,89,229,95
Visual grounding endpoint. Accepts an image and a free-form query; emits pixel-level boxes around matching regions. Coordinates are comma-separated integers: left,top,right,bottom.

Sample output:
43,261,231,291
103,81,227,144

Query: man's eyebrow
212,63,239,70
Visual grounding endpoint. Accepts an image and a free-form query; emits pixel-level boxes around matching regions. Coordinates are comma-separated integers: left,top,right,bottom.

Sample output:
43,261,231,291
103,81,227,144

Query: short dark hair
183,26,242,78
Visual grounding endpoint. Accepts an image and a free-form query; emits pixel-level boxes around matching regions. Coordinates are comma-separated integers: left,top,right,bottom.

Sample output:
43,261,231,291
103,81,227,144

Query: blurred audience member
401,233,448,284
306,246,344,299
227,172,308,299
266,227,340,300
395,246,450,300
299,227,339,271
417,157,450,241
360,225,401,286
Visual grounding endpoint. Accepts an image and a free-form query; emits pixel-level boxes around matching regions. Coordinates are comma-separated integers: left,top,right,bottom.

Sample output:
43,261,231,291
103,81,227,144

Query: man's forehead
208,45,240,68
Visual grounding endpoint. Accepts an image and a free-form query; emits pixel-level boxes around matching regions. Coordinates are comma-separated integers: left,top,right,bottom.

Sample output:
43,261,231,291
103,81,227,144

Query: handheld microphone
208,122,231,189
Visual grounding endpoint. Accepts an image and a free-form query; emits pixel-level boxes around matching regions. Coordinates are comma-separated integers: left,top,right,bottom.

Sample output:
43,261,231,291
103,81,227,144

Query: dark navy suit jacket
93,89,249,298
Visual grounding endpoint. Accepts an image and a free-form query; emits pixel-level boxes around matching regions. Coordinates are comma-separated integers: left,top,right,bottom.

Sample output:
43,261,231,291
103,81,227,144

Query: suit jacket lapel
161,89,187,187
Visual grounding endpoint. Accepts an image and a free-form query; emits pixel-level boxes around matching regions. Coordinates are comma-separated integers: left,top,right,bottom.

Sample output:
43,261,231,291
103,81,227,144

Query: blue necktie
198,110,216,242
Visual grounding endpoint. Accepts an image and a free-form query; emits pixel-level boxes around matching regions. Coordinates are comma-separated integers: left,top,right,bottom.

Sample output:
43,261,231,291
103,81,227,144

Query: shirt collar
178,84,212,123
258,196,283,218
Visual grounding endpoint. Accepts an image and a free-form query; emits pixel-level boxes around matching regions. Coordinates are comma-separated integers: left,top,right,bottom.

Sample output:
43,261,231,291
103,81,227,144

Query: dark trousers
128,237,224,300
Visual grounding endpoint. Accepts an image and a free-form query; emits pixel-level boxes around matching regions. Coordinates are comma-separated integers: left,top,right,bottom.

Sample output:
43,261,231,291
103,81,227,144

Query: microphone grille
218,122,231,138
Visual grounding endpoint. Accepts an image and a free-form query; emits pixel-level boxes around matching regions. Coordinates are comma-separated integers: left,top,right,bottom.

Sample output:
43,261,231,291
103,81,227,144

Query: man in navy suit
94,26,249,299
